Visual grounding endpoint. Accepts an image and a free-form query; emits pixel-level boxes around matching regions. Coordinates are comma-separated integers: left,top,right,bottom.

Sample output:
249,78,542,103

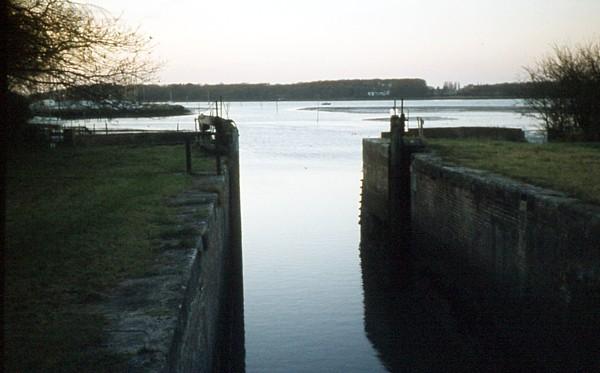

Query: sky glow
89,0,600,87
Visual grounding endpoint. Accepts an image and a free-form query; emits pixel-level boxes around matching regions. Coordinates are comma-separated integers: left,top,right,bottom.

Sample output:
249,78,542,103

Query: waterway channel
232,100,537,371
66,99,540,371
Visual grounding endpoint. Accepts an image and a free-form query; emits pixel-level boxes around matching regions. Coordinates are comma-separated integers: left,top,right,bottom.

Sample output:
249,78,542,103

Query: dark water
359,214,490,372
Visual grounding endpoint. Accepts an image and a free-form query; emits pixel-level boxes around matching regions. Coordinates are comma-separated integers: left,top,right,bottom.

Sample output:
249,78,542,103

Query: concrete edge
92,187,223,372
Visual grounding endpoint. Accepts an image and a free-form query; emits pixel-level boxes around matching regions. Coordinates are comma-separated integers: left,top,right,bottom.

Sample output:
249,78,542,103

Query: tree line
39,79,546,102
457,82,544,98
76,78,430,102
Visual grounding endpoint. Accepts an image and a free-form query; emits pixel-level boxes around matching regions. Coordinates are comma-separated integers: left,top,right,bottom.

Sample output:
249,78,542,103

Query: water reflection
359,191,488,371
226,258,246,372
216,233,246,372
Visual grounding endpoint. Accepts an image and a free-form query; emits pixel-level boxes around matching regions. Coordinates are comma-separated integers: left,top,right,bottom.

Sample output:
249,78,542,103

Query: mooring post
185,137,192,174
214,117,224,175
388,101,410,251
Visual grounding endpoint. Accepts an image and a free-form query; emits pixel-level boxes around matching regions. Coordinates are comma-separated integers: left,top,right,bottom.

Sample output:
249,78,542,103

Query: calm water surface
67,100,540,371
229,100,536,371
236,101,390,372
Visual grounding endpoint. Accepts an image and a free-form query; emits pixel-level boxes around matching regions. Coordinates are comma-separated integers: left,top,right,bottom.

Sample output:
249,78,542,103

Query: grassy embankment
5,143,214,371
427,139,600,205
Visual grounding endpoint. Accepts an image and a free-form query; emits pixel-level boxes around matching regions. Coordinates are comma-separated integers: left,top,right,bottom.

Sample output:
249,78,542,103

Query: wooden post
389,113,403,231
388,107,410,251
185,137,192,174
215,117,223,175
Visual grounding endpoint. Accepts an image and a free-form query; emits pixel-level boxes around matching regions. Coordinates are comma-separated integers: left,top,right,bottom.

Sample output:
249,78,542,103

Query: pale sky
89,0,600,87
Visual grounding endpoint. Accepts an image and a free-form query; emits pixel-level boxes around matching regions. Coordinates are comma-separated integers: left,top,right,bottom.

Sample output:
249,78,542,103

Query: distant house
367,90,390,97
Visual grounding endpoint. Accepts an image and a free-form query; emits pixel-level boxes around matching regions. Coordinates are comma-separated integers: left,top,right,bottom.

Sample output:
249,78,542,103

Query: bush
526,43,600,141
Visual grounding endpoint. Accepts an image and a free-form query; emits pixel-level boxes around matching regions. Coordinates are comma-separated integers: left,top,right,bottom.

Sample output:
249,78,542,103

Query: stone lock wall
362,136,600,368
95,122,243,372
411,154,600,306
362,138,390,224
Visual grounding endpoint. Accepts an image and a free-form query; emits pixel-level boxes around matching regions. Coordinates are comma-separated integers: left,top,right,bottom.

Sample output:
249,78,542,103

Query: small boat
321,102,332,106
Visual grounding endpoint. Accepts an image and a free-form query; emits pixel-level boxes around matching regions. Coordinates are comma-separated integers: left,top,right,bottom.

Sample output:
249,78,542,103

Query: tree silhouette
526,43,600,141
6,0,157,95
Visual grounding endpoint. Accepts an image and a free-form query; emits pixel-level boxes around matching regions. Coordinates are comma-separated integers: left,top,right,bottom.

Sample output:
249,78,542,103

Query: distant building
367,90,390,97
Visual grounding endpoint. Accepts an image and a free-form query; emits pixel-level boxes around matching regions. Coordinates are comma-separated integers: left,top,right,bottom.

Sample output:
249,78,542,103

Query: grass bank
427,139,600,204
5,143,214,371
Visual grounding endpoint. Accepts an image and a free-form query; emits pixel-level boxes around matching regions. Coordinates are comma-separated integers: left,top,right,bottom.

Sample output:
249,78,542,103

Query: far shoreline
144,95,531,103
31,103,191,120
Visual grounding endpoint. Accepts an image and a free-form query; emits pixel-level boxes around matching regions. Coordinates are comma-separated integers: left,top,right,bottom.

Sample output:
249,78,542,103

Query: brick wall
361,138,600,368
411,154,600,305
410,154,600,369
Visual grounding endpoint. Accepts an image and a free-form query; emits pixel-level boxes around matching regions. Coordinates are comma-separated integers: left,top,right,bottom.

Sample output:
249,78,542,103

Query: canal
234,100,536,371
67,99,538,370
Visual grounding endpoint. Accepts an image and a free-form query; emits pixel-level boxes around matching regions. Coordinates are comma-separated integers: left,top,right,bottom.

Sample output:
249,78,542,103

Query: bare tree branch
6,0,159,97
